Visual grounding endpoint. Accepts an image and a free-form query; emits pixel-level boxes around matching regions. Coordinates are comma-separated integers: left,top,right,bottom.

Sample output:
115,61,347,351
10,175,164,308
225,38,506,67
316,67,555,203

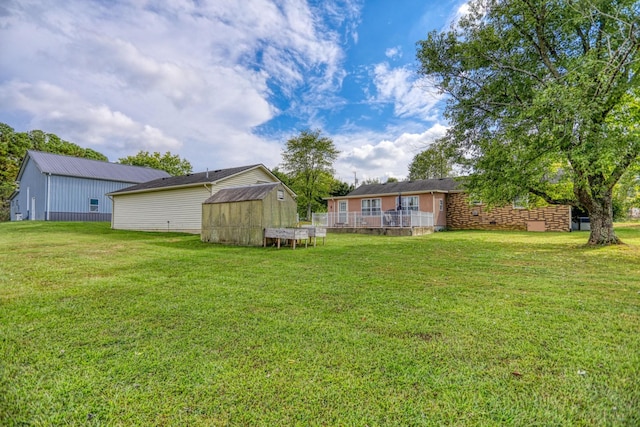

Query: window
361,198,381,216
89,198,99,212
277,190,284,200
396,196,419,211
513,195,528,209
439,199,444,211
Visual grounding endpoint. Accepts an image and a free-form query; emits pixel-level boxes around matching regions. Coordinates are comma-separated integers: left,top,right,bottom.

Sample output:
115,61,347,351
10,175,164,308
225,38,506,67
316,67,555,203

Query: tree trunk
586,195,621,245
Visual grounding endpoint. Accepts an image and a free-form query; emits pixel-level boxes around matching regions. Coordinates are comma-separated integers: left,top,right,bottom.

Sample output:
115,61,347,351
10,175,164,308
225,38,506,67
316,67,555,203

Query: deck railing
312,211,434,228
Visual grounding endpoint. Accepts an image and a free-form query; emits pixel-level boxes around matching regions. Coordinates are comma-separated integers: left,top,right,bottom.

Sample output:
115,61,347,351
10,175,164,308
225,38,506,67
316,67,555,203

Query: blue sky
0,0,468,183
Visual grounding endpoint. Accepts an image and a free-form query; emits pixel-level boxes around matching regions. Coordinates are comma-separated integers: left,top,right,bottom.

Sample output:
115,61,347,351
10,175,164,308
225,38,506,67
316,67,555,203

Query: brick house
323,178,571,232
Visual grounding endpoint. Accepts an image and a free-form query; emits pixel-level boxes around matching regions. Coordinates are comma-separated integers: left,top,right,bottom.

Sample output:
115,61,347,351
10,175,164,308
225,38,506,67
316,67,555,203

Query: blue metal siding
49,175,133,215
12,158,47,220
10,156,154,221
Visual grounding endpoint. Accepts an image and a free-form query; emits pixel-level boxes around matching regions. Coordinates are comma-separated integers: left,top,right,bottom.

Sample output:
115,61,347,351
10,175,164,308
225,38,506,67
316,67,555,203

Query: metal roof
204,183,281,204
342,177,461,198
109,164,264,194
26,150,170,183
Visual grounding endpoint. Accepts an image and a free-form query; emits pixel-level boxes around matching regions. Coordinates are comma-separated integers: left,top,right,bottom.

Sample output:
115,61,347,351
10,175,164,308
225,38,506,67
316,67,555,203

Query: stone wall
446,193,571,232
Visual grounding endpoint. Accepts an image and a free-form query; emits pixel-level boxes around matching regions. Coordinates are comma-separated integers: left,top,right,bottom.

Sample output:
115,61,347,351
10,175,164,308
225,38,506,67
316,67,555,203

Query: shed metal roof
109,164,264,194
342,177,461,198
204,183,281,204
26,150,170,183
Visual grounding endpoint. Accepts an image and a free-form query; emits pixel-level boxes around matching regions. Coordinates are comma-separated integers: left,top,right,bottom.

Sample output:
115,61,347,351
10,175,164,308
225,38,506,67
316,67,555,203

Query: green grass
1,222,639,426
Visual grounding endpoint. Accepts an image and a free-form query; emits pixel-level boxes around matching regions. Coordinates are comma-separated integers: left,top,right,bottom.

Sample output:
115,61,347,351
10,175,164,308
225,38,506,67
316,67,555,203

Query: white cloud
0,0,362,170
385,46,403,60
370,62,443,121
0,0,451,184
0,80,181,152
333,123,449,182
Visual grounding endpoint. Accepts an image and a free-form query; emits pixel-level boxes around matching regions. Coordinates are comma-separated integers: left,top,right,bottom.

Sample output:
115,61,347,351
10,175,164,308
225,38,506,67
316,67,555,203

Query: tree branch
527,187,576,206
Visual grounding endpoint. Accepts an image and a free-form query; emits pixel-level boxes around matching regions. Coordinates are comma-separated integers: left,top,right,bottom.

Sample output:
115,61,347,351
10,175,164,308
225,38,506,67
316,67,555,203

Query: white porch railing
312,211,434,228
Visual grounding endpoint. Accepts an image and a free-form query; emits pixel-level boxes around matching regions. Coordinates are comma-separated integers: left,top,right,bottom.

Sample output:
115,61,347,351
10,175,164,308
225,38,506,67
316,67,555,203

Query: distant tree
329,179,354,197
361,178,381,186
0,123,108,221
280,129,340,219
270,167,293,187
614,163,640,218
118,151,192,176
408,140,456,180
386,177,399,183
416,0,639,245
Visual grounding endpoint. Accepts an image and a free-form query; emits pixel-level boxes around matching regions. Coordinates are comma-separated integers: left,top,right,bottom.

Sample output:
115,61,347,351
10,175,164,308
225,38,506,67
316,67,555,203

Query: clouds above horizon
0,0,462,181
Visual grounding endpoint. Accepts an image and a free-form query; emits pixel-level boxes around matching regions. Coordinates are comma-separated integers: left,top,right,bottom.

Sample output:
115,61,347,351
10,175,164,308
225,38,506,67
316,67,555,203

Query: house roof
24,150,170,183
203,183,282,204
337,177,462,198
109,164,265,195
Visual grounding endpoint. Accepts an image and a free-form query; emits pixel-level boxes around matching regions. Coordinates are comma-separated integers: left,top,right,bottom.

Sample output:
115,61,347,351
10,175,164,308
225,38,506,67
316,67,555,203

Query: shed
201,182,297,246
9,150,169,221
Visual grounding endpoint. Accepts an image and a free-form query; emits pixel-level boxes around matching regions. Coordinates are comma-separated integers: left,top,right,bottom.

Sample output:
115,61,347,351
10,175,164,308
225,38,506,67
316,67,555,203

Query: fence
312,211,434,228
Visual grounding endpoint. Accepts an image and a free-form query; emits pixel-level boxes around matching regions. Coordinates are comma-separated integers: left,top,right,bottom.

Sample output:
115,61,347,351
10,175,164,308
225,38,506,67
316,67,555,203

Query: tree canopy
280,129,340,220
118,151,192,176
0,123,108,221
408,139,456,180
417,0,639,245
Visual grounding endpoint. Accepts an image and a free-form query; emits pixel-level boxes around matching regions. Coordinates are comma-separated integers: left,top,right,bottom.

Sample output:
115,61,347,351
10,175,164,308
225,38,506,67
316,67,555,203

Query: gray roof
110,164,264,194
204,183,281,204
26,150,170,183
343,177,461,197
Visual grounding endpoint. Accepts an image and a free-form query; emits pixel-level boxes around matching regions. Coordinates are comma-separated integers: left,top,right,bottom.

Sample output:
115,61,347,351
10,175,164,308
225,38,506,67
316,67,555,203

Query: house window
513,195,528,209
439,199,444,211
89,198,99,212
396,196,419,211
361,198,381,216
277,190,284,200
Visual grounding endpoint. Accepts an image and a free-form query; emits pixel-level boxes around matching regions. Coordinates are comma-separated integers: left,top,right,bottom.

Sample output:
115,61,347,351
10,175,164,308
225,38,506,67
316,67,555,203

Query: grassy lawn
1,222,639,426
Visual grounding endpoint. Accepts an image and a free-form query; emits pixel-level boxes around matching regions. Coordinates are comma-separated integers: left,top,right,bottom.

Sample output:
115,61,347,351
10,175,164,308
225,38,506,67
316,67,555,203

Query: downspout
46,173,51,221
431,191,435,228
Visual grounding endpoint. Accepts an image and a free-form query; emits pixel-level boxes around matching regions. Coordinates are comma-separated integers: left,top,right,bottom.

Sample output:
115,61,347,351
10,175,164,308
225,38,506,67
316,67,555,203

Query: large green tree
417,0,639,245
280,129,340,220
0,123,107,221
408,139,457,180
118,151,192,176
